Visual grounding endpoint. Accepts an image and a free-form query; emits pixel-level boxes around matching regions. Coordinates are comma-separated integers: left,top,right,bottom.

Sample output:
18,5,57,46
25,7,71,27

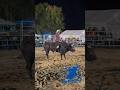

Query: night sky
34,0,84,30
34,0,120,30
86,0,120,10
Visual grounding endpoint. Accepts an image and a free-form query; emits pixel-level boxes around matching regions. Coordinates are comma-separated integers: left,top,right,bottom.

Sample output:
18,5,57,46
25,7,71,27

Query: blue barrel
62,65,81,84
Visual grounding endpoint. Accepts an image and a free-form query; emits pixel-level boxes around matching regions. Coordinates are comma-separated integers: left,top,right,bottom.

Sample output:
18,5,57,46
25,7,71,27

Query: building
60,30,85,46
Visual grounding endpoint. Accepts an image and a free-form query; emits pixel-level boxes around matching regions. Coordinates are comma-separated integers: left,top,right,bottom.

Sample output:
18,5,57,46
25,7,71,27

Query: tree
35,3,64,33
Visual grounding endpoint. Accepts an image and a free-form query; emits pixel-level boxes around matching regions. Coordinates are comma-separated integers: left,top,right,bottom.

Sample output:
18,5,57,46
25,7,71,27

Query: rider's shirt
53,33,62,42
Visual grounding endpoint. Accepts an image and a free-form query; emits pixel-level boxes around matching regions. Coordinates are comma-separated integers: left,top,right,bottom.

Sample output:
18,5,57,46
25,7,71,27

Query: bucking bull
43,41,75,60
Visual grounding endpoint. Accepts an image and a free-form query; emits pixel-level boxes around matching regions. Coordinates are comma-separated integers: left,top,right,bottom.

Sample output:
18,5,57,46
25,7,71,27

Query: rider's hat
56,29,61,33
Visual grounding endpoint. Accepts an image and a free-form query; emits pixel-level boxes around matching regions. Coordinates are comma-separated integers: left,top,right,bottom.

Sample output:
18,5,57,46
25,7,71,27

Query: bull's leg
46,50,49,59
61,54,63,60
51,49,55,53
64,54,66,59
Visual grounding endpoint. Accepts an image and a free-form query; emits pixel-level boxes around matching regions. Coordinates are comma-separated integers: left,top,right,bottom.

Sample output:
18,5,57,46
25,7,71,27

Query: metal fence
86,40,120,48
35,34,85,47
0,20,34,49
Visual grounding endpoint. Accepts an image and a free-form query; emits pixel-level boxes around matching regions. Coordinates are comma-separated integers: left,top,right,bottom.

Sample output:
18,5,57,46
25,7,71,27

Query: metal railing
35,34,85,47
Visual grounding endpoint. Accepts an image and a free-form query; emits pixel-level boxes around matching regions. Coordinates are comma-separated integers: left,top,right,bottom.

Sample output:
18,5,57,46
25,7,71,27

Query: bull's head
68,43,75,52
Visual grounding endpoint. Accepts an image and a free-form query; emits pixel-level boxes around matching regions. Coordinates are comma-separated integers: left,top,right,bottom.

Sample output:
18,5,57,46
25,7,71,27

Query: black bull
43,41,75,60
20,36,35,79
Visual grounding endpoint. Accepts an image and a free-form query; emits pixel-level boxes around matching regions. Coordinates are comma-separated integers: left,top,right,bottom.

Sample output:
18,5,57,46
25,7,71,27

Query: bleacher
0,19,34,49
86,27,120,48
0,19,20,49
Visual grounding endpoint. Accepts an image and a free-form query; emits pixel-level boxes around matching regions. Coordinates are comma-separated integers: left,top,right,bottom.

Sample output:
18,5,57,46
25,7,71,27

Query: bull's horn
56,45,59,48
71,44,74,47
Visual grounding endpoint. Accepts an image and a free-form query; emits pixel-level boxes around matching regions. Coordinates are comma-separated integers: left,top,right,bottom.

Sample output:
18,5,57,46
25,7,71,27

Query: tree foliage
35,3,64,33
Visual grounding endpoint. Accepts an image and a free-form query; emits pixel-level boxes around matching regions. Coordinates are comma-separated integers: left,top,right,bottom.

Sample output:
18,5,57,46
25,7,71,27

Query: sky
86,0,120,10
34,0,85,30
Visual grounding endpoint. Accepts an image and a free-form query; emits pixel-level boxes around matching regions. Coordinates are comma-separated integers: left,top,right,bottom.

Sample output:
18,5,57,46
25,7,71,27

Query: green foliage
35,3,64,33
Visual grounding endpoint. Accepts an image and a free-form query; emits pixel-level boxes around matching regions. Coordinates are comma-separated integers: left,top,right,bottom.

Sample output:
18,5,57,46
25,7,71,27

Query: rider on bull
53,29,64,52
53,29,62,43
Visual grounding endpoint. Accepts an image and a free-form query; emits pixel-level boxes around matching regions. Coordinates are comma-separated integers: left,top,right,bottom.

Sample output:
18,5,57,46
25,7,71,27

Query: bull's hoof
47,57,49,60
46,57,49,59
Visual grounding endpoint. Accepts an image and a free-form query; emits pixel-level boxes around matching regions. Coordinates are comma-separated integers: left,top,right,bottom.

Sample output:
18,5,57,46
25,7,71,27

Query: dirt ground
35,47,85,90
86,48,120,90
0,50,34,90
0,48,119,90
